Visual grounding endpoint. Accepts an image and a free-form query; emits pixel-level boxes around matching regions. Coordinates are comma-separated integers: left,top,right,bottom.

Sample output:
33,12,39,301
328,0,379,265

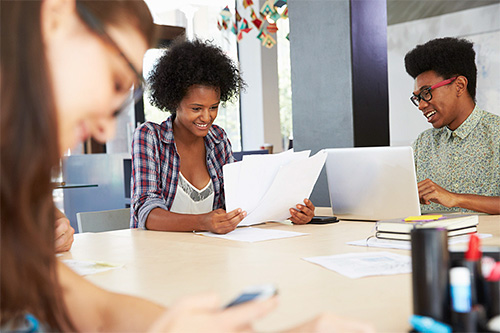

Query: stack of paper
224,149,327,226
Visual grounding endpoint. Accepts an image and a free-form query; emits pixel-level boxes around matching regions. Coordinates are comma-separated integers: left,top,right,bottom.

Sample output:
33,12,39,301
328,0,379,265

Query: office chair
76,208,130,233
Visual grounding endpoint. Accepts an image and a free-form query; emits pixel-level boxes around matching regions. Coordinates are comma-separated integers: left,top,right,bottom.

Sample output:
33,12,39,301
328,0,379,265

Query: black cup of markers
410,228,451,323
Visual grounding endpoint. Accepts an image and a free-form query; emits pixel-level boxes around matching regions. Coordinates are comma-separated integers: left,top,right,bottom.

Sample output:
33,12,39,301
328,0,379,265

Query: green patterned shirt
412,105,500,213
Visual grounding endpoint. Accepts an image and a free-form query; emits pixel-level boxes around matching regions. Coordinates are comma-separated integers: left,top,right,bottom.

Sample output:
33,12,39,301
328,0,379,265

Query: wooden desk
60,215,499,332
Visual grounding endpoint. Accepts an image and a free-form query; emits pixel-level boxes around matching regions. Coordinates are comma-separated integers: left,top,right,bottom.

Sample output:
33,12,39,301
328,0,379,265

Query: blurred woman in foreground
0,1,373,331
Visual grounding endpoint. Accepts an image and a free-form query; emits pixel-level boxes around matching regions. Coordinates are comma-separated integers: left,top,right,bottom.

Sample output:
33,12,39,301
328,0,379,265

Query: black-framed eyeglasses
75,1,145,117
410,77,457,107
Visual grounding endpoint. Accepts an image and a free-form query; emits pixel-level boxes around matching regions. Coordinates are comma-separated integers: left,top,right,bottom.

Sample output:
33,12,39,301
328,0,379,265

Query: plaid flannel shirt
130,116,235,229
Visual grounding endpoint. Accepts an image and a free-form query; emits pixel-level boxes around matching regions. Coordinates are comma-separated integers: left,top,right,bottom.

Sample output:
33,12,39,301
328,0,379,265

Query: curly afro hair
148,38,245,115
404,37,477,101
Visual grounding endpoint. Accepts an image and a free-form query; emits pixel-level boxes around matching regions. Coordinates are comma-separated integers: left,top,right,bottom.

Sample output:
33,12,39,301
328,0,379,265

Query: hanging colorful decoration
235,9,242,22
251,16,263,30
256,29,267,42
217,0,288,48
220,6,232,22
262,34,277,48
240,18,252,33
266,22,278,34
242,0,254,9
274,0,286,8
260,0,275,17
281,6,288,19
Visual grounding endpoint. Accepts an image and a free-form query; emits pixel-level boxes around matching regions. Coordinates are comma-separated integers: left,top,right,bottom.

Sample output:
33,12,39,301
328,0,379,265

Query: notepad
376,227,478,241
375,214,479,241
347,233,492,250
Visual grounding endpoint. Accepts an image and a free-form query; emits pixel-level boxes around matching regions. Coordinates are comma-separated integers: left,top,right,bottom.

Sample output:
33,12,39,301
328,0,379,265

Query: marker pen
464,233,482,305
481,256,496,279
486,262,500,319
449,234,484,332
409,315,451,333
450,266,472,313
465,233,481,262
449,267,479,333
488,262,500,282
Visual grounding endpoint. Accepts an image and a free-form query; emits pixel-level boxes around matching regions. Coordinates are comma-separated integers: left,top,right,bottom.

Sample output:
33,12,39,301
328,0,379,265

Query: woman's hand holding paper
289,199,315,225
203,208,247,234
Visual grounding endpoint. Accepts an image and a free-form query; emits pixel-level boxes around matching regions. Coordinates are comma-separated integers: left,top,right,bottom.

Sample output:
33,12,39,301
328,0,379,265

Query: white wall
388,4,500,147
237,0,283,152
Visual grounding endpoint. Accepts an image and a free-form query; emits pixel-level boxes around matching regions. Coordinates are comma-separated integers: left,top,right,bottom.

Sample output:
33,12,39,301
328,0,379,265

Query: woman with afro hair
130,38,315,233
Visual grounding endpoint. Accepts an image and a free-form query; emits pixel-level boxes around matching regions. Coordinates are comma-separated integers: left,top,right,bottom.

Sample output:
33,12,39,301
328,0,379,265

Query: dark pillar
289,0,389,206
351,0,389,147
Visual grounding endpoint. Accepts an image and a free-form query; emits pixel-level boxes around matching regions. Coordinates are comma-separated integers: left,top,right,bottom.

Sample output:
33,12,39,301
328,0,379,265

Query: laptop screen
324,146,421,221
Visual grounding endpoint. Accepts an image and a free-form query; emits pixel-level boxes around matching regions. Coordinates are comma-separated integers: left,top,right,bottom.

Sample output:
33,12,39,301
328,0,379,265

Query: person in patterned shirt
131,39,315,233
404,37,500,214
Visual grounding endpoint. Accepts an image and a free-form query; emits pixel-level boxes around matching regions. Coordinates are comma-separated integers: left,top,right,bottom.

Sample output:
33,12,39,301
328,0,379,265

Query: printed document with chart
224,149,327,226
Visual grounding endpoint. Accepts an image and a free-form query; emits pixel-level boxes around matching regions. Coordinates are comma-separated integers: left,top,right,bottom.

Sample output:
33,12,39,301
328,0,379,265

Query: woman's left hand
55,216,75,253
289,198,315,224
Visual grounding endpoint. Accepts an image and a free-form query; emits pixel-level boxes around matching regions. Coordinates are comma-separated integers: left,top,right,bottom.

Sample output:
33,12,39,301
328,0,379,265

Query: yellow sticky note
404,215,443,222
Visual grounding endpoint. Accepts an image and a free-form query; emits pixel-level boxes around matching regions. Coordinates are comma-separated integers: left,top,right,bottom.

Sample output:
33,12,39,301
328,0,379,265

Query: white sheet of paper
304,251,411,279
238,150,327,226
234,150,298,214
347,233,493,250
196,227,308,242
222,160,242,214
62,259,123,276
240,151,326,225
225,150,311,214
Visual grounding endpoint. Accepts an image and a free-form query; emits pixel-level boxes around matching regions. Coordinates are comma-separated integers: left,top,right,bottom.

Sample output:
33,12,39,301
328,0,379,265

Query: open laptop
324,146,421,221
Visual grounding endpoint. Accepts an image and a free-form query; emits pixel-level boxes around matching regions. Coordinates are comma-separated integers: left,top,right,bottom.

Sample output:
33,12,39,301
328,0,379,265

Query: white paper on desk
347,233,493,250
304,251,411,279
224,150,327,226
62,259,123,276
196,227,308,242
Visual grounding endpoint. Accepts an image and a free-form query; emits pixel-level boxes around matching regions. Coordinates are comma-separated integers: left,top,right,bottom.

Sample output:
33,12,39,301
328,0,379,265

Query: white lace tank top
170,172,214,214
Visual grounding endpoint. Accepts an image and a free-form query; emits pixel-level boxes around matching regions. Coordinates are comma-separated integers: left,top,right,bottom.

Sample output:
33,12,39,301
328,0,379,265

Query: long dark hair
0,1,155,330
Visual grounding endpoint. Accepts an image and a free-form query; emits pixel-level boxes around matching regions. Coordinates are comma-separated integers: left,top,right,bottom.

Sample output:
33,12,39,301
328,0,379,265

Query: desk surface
60,214,500,332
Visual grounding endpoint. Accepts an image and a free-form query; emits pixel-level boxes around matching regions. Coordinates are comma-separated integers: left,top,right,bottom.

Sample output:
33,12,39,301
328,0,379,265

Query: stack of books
375,214,479,241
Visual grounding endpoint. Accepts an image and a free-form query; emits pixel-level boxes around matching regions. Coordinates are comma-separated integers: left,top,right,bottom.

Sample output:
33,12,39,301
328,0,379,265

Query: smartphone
309,216,339,224
224,284,278,308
